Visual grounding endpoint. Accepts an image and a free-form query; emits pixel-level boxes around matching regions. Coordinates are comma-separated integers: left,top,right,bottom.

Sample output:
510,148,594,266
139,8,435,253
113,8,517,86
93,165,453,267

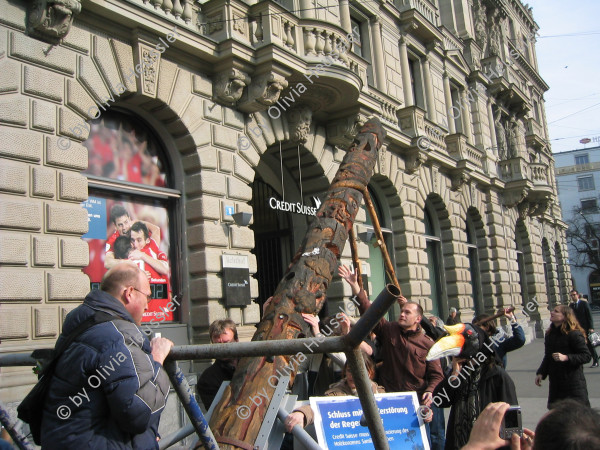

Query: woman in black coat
535,305,591,408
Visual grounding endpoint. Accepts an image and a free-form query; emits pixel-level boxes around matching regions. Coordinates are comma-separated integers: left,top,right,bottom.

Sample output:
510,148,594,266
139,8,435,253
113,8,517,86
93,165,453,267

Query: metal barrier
0,284,400,449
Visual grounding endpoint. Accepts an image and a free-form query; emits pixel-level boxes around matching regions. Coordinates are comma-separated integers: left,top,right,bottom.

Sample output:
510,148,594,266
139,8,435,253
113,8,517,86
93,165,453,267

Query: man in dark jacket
569,290,598,367
197,319,239,409
41,263,173,449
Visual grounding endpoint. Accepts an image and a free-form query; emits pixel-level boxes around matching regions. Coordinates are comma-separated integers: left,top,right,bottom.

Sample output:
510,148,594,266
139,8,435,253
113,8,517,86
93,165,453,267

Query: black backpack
17,311,115,444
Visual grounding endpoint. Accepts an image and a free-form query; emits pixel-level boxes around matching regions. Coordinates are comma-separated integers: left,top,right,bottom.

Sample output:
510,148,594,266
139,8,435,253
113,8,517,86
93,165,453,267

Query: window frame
577,175,595,192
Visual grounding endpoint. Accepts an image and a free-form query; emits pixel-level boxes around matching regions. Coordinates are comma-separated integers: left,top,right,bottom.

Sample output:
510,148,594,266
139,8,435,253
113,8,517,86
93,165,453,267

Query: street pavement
505,310,600,431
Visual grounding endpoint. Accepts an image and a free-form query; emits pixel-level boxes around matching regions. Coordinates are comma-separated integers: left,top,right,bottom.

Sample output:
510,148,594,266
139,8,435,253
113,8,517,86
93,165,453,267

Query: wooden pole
208,118,386,448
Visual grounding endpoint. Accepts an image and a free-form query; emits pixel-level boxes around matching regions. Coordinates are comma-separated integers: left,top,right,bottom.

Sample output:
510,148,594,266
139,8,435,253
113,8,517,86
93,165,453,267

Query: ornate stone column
339,0,352,34
460,88,474,143
422,56,436,120
399,35,414,107
442,71,456,133
370,17,387,92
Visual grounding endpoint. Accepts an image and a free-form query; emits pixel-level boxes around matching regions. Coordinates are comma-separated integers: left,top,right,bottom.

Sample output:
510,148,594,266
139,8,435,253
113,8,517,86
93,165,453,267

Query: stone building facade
0,0,569,408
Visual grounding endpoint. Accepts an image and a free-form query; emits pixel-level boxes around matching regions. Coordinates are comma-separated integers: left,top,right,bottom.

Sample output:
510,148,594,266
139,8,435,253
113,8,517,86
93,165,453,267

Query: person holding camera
535,305,591,409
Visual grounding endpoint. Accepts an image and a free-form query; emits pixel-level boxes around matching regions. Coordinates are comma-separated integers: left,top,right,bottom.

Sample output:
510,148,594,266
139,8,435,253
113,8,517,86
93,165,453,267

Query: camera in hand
499,406,523,439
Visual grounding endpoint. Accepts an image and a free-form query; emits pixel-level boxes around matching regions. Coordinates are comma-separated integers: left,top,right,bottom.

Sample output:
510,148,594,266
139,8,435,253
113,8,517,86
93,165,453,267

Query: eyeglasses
131,287,152,302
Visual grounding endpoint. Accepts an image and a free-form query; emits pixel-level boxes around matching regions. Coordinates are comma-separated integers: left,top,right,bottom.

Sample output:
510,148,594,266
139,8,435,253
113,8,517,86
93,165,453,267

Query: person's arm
104,251,120,269
565,331,591,366
498,323,526,355
424,358,444,402
103,331,172,435
144,221,161,247
129,249,170,276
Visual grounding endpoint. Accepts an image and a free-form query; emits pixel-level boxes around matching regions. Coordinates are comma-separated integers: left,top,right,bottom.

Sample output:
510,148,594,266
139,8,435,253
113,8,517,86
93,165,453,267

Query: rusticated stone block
61,23,91,53
9,31,75,75
23,65,64,103
46,136,88,170
186,172,226,196
0,269,43,301
0,95,27,126
192,74,212,97
227,177,252,201
190,301,227,327
58,172,87,202
0,196,42,230
58,106,90,141
189,248,224,274
0,161,27,194
188,222,228,248
233,155,254,183
189,274,224,299
242,303,260,324
33,235,57,266
33,307,58,338
110,39,137,94
224,108,244,130
0,231,29,265
0,126,42,162
32,166,55,198
65,79,98,120
92,35,124,96
31,99,56,132
0,307,30,340
0,58,20,94
218,150,233,173
46,203,88,234
77,55,111,106
156,59,178,106
212,124,238,150
187,196,221,221
60,237,89,267
203,100,222,123
230,226,254,250
47,271,89,301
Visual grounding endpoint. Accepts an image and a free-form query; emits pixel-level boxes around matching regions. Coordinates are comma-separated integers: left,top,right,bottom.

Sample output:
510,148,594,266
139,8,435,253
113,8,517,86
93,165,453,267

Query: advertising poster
82,196,173,323
310,392,429,450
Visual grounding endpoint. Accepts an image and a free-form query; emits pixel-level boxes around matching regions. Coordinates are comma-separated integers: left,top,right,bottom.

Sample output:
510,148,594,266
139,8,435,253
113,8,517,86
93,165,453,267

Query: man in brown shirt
339,265,444,406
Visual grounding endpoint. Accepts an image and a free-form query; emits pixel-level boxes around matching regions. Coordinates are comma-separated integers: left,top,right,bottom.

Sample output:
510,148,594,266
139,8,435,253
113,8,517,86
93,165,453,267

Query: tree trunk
208,118,386,448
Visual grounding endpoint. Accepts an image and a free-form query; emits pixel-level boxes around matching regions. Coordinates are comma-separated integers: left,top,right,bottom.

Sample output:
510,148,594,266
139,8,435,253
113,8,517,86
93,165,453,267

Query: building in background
555,145,600,305
0,0,569,429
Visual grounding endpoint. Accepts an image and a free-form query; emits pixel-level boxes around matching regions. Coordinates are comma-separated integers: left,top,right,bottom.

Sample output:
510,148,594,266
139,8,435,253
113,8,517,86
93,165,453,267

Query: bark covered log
208,118,386,448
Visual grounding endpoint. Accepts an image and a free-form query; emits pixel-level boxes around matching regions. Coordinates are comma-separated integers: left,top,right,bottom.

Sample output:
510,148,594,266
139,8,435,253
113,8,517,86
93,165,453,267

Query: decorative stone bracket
287,106,313,143
214,69,251,104
326,113,367,148
404,140,430,174
238,72,289,113
450,168,471,191
28,0,81,44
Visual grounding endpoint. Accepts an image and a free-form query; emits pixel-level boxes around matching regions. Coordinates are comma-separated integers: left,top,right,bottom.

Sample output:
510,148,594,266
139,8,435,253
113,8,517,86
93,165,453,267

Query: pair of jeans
429,406,446,450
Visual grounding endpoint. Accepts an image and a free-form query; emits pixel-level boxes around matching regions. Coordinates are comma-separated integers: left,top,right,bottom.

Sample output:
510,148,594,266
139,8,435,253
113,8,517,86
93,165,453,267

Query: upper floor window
578,175,595,191
575,154,589,166
408,56,426,109
350,18,363,58
581,198,598,212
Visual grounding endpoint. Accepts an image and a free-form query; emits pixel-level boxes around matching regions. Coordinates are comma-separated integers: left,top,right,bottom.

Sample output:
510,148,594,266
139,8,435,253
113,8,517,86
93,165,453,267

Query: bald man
40,263,174,449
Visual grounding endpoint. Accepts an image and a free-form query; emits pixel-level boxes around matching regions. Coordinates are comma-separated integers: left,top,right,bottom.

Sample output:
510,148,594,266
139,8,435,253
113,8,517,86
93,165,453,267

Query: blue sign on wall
310,392,429,450
81,196,107,239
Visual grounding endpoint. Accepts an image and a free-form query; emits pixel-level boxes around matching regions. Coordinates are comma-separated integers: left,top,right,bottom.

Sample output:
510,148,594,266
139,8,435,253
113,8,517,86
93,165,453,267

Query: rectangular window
450,86,463,134
350,18,363,58
581,198,598,211
408,57,426,109
578,175,595,191
575,154,589,165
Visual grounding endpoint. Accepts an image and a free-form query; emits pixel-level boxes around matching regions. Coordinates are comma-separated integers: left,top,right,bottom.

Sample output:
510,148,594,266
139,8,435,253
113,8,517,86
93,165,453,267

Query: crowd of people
16,259,598,449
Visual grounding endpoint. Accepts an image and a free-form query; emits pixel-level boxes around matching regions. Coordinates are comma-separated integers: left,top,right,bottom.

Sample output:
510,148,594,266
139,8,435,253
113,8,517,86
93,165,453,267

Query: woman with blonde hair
535,305,591,408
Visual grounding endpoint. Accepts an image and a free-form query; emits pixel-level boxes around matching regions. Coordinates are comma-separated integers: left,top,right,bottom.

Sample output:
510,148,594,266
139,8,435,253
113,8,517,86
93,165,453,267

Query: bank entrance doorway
251,177,294,317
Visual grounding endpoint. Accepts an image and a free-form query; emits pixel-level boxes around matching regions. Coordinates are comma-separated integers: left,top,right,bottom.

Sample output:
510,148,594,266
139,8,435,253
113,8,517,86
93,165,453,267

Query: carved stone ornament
287,105,313,143
326,114,367,148
503,186,529,208
141,46,160,97
239,73,289,112
405,146,429,174
451,170,471,191
28,0,82,44
214,69,251,104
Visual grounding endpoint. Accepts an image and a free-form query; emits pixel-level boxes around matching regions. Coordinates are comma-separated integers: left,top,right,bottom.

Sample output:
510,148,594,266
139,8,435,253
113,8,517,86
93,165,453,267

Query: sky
526,0,600,153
